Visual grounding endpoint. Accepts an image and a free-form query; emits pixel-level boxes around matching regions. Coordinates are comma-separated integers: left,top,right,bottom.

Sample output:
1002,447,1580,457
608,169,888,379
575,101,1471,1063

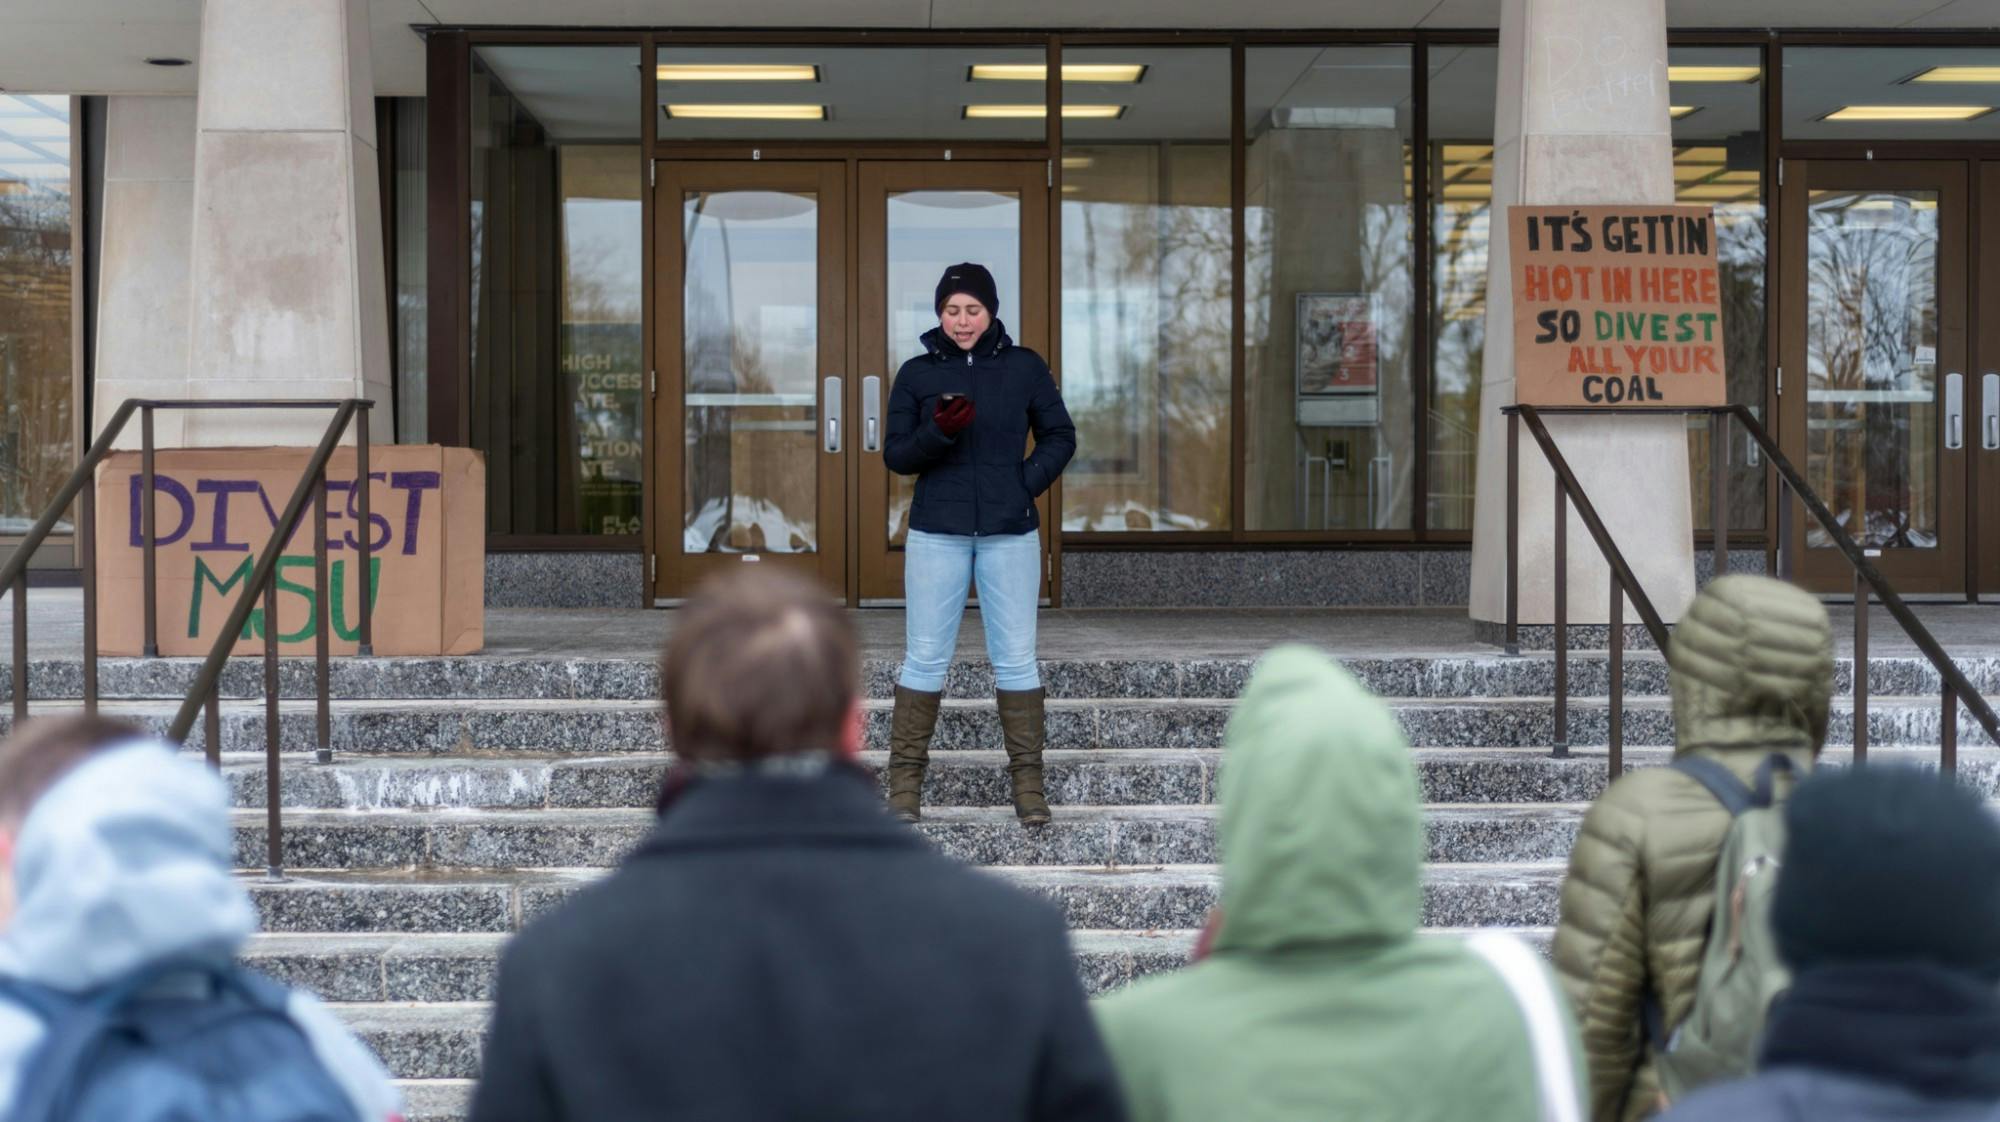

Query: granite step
8,695,1994,753
8,653,1996,705
330,922,1565,1085
249,924,1556,1011
243,862,1565,935
220,745,2000,813
229,803,1585,871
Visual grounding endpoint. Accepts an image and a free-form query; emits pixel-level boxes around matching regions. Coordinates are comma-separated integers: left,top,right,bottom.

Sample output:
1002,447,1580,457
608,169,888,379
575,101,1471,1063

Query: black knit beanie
1773,764,2000,982
934,262,1000,317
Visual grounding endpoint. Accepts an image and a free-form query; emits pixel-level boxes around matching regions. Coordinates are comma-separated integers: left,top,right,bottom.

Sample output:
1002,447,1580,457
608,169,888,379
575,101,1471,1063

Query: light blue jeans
899,529,1042,693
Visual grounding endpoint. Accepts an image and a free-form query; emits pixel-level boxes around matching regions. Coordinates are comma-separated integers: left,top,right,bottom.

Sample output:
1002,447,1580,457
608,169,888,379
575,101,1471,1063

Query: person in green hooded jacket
1093,645,1586,1122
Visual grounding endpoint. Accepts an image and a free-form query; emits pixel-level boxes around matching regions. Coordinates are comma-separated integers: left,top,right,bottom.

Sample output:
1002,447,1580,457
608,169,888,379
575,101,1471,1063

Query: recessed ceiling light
664,104,826,120
655,64,819,82
1905,66,2000,84
1667,65,1760,83
1670,105,1701,119
963,104,1126,120
1824,104,1993,121
145,57,191,67
970,64,1146,83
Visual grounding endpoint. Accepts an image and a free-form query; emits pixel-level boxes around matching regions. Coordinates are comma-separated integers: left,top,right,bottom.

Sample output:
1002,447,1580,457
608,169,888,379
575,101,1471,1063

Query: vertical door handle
1945,371,1965,451
862,375,883,452
823,376,843,453
1984,373,2000,450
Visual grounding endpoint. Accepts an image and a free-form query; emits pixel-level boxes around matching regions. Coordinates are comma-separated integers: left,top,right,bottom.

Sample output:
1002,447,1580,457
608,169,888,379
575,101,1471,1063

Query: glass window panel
656,46,1045,142
1803,188,1940,550
1786,48,2000,141
1425,45,1495,532
0,94,73,536
884,190,1021,547
1245,45,1413,532
682,189,821,555
1672,45,1767,537
391,98,428,446
1061,46,1231,532
470,45,641,536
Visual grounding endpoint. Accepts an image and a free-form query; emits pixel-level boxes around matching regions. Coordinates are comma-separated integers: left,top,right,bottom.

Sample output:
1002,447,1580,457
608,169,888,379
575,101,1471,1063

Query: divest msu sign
1509,205,1727,407
95,446,485,656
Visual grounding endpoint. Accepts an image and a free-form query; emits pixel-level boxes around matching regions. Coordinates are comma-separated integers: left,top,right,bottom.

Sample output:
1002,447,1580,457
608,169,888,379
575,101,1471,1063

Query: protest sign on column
95,445,485,656
1509,205,1728,407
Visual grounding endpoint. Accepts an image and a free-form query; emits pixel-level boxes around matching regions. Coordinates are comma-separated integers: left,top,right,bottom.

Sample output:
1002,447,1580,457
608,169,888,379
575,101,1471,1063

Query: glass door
1979,164,2000,600
854,161,1051,603
652,162,848,598
1779,160,1969,594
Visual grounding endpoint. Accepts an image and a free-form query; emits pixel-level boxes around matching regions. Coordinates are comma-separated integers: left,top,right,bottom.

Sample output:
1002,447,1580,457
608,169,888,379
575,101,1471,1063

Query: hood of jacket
1211,645,1423,955
1666,574,1833,760
920,319,1011,361
0,740,257,988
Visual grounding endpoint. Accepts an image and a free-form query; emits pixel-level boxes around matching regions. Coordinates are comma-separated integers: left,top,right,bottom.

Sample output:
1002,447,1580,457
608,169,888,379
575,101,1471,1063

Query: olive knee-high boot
887,685,942,823
996,687,1052,827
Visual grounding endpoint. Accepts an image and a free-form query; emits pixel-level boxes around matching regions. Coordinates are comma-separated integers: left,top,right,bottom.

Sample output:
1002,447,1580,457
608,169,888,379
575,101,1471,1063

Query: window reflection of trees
1803,194,1938,549
0,106,72,536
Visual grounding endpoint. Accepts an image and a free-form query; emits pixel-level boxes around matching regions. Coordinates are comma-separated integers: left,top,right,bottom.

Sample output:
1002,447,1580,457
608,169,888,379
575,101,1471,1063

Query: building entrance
1778,158,2000,596
650,158,1052,603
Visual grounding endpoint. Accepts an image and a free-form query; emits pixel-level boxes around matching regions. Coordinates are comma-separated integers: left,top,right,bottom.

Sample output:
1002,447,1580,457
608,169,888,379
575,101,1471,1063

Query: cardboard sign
95,445,485,657
1509,205,1727,407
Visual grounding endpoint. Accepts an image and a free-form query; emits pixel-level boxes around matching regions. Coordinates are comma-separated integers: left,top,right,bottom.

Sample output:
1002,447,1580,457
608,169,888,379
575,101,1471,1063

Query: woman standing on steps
881,263,1076,829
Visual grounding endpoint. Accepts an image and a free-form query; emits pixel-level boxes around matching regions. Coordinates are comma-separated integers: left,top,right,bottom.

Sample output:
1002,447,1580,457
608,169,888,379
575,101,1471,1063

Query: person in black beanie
1659,764,2000,1122
880,262,1075,828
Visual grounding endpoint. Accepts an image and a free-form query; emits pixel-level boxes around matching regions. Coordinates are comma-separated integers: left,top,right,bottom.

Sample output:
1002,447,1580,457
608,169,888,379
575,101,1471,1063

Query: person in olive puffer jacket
1552,574,1833,1122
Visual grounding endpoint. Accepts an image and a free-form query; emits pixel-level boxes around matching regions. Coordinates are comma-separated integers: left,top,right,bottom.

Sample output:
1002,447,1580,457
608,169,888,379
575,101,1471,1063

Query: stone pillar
1468,0,1697,629
183,0,391,446
94,96,198,448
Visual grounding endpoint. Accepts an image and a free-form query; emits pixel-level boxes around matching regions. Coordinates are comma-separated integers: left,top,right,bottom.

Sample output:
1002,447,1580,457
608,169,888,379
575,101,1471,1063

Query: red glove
934,396,975,437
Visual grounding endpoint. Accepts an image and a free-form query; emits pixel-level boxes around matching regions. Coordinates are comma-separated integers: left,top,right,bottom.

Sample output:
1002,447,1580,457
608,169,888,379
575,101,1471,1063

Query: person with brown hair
469,567,1126,1122
0,716,400,1121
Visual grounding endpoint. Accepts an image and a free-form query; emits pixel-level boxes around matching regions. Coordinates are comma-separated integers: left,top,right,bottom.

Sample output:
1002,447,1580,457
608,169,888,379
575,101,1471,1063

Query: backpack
1649,752,1795,1103
0,960,361,1122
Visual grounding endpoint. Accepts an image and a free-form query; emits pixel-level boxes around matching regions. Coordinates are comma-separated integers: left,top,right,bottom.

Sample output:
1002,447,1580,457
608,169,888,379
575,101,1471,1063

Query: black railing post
1943,685,1959,776
313,471,332,765
10,573,25,723
263,577,283,880
1609,573,1623,780
141,405,159,658
1710,408,1728,580
1506,411,1520,655
1553,482,1569,757
80,481,98,715
355,410,374,657
1854,566,1868,766
203,679,222,771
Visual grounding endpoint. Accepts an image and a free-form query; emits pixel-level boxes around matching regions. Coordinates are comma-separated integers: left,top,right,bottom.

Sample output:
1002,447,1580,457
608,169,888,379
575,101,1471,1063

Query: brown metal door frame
853,160,1053,604
1777,157,1969,595
650,160,849,600
1978,163,2000,601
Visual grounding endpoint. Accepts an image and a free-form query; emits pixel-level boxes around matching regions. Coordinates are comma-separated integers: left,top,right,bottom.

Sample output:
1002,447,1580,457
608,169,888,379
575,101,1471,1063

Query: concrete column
1468,0,1697,628
94,96,198,448
183,0,391,446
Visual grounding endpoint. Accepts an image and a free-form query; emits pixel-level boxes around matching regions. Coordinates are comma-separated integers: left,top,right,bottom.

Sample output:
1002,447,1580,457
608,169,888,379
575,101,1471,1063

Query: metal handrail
4,398,376,880
1502,401,2000,778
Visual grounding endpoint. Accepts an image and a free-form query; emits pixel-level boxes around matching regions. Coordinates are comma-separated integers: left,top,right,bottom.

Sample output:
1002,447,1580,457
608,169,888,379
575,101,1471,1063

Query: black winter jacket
883,321,1076,537
467,759,1127,1122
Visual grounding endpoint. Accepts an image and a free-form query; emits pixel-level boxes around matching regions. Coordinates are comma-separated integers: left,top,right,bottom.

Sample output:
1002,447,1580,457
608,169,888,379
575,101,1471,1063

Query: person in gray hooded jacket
0,715,401,1121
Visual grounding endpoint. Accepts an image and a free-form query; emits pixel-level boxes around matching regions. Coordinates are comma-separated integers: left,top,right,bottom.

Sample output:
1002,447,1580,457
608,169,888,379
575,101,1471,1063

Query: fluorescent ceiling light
1823,104,1993,121
970,63,1146,83
1441,144,1491,162
1061,155,1093,169
656,64,820,82
1906,66,2000,83
1668,65,1760,83
1442,183,1490,200
665,104,826,120
1670,105,1701,119
963,104,1125,119
1678,184,1756,201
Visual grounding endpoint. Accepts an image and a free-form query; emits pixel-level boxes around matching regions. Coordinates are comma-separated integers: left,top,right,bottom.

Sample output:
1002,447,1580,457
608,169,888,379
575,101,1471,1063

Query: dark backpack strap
4,982,113,1122
1671,756,1759,817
